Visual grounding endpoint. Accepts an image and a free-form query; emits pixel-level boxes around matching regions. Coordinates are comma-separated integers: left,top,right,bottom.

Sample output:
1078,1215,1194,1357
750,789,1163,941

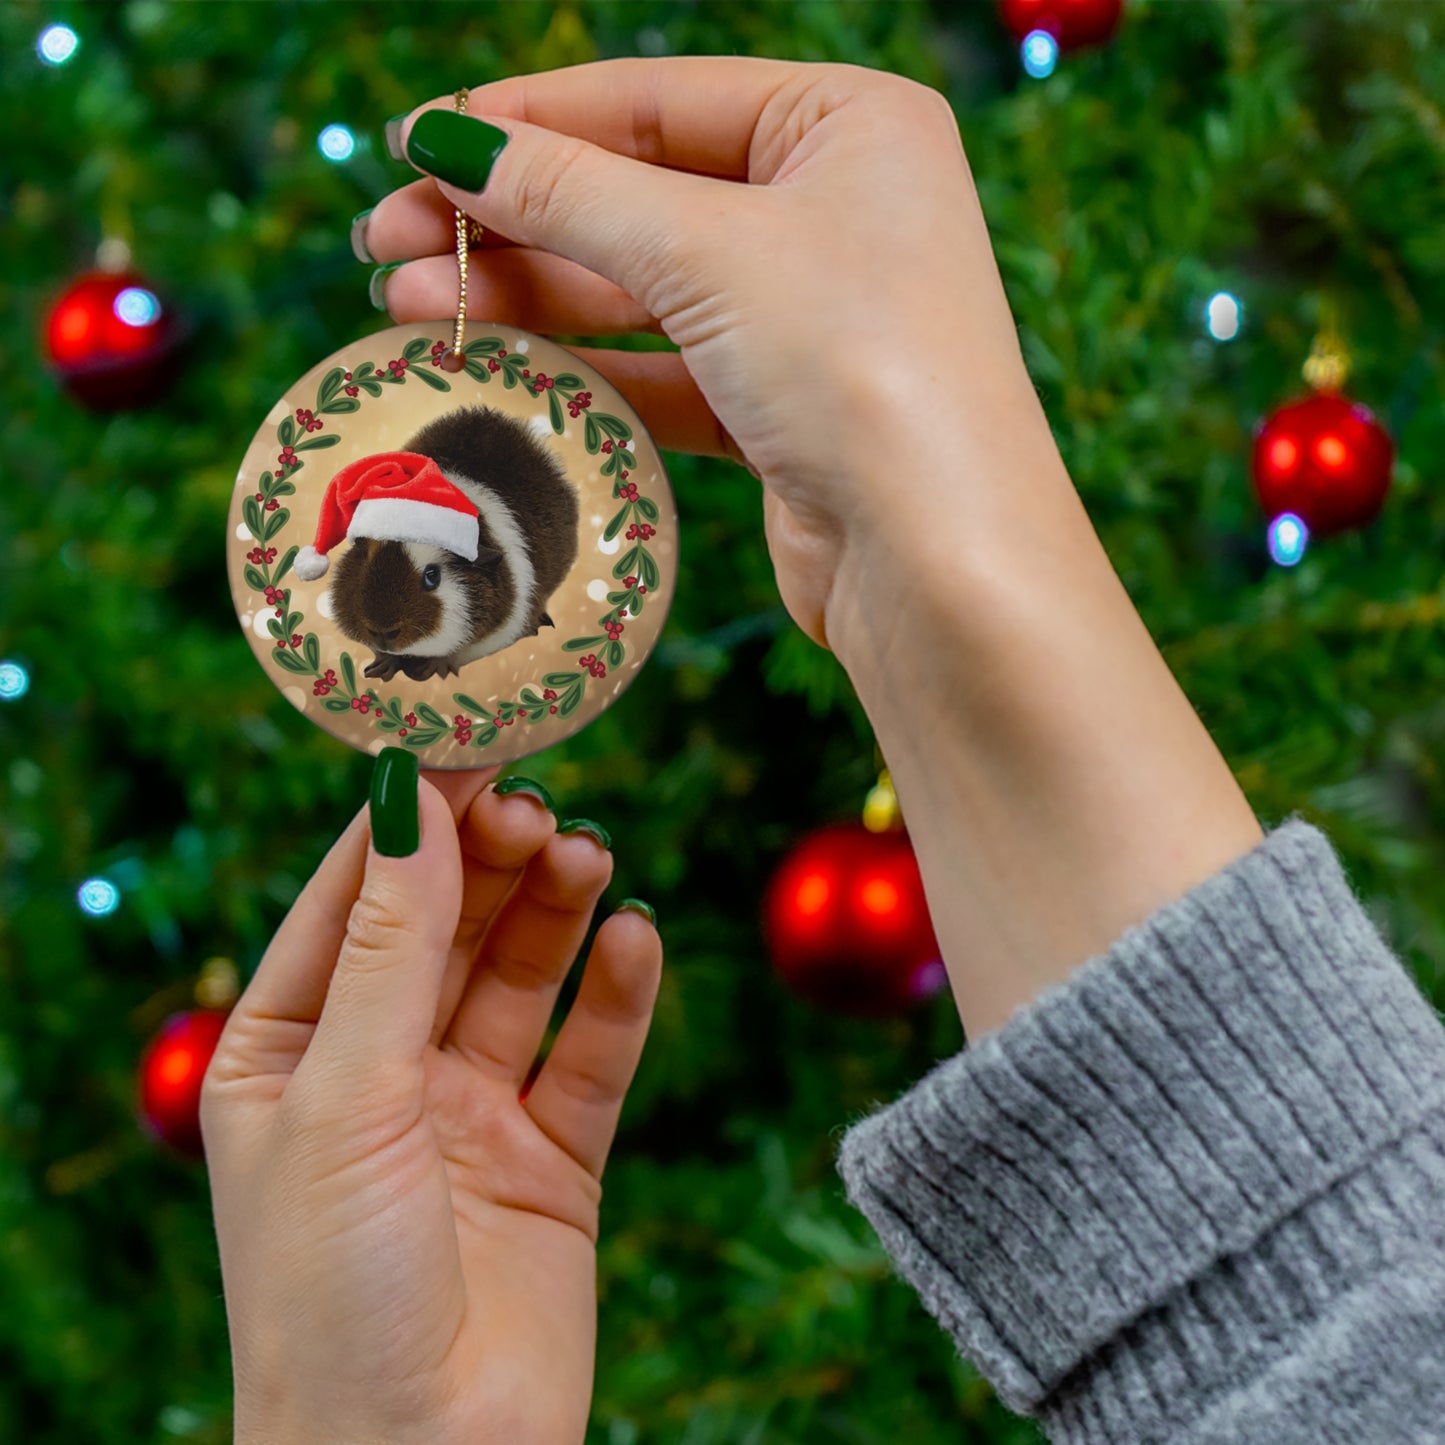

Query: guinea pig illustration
292,406,579,682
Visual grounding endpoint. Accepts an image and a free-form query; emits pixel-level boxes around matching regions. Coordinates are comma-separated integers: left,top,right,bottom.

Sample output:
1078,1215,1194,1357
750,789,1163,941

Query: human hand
361,57,1062,654
201,757,662,1445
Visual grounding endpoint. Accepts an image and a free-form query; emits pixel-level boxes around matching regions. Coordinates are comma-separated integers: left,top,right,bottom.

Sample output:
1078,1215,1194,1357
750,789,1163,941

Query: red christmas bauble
44,270,179,410
137,1009,229,1157
763,823,945,1017
1251,392,1394,537
998,0,1124,49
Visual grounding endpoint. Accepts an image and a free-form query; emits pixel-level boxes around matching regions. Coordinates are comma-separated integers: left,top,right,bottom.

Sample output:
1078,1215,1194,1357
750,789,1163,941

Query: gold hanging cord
439,88,485,371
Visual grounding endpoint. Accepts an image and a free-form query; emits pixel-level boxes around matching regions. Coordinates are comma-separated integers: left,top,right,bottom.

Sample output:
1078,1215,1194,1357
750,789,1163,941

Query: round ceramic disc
227,323,676,766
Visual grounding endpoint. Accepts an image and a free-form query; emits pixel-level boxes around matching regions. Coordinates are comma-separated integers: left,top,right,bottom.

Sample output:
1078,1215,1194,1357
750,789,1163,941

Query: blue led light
1022,30,1059,79
0,660,29,701
78,878,121,917
318,124,356,162
114,287,161,327
1205,291,1242,341
1268,512,1309,567
38,24,79,66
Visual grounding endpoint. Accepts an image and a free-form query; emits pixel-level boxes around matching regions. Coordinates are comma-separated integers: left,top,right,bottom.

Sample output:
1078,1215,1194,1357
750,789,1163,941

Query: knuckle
512,135,590,232
341,893,412,968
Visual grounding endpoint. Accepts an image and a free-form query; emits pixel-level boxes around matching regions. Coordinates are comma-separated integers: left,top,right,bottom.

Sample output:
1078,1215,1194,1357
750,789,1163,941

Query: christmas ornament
1251,329,1394,538
136,957,238,1158
764,780,945,1017
998,0,1124,50
44,267,179,410
229,90,675,768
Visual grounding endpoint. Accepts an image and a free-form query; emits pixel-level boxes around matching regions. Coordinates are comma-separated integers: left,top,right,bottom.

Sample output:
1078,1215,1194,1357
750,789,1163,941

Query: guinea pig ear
473,541,503,570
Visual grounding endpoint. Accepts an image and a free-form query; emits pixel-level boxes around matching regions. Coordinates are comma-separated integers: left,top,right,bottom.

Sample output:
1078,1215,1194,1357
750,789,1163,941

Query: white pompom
294,545,329,582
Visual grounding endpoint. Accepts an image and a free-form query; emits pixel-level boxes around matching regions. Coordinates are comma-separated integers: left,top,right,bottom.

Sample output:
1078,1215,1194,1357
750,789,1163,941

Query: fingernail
369,261,404,311
617,898,656,926
558,818,611,850
371,747,420,857
384,113,409,162
493,775,555,812
350,208,375,264
405,110,510,192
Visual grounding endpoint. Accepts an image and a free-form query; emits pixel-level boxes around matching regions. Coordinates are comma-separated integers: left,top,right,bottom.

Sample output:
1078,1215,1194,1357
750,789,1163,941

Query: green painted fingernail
368,261,404,311
617,898,656,926
559,818,611,850
350,208,375,264
405,110,510,192
384,113,409,162
370,747,420,857
494,775,555,812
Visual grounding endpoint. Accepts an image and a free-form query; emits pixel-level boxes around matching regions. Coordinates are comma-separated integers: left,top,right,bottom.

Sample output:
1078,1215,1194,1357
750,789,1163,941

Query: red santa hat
293,450,480,582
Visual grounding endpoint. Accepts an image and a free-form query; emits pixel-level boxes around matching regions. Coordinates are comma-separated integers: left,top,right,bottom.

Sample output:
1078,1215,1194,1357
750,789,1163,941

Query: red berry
549,705,557,714
398,728,408,737
487,359,500,373
517,709,527,718
254,492,264,502
521,369,530,378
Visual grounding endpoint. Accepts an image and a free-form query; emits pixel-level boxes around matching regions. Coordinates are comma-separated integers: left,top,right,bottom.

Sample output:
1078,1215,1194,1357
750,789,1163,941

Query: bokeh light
37,24,79,66
77,878,121,917
1205,291,1242,341
1021,30,1059,79
317,124,356,162
0,660,29,701
1268,512,1309,567
114,287,162,327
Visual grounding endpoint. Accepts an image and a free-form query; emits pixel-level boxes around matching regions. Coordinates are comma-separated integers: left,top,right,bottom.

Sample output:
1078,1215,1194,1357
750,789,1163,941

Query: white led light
78,878,121,917
318,124,356,162
1022,30,1059,79
114,287,161,327
1267,512,1308,568
1205,291,1242,342
38,24,79,66
0,660,29,700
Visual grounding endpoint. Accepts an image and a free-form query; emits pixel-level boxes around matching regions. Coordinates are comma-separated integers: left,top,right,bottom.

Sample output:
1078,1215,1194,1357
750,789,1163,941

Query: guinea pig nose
375,627,401,647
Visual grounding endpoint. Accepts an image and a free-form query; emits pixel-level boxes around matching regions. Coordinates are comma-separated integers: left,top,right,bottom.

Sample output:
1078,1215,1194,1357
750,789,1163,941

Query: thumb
302,750,462,1090
398,107,738,317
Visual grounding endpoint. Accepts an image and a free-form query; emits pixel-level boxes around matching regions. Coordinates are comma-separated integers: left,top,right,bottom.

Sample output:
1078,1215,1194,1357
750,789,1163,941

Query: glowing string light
1268,512,1309,568
78,878,121,917
1022,30,1059,79
1205,291,1242,341
114,287,161,327
318,124,356,162
0,660,29,701
38,24,79,66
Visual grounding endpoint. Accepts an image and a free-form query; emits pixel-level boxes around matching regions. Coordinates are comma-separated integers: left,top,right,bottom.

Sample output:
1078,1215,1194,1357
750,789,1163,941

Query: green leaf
636,496,659,522
519,689,545,708
267,618,285,640
464,361,490,382
552,372,584,390
321,397,361,415
583,414,601,452
547,389,564,433
502,370,517,390
416,703,447,728
322,696,353,713
303,634,320,671
353,361,376,379
274,545,299,583
562,635,604,652
543,672,580,689
603,505,631,542
613,547,641,579
462,337,502,356
404,729,444,747
278,415,297,447
558,685,585,718
601,452,619,477
607,640,624,668
619,450,636,469
359,380,383,397
318,367,345,405
411,366,451,392
243,495,263,536
243,564,266,591
402,337,431,359
272,649,312,674
295,434,340,452
640,552,660,590
270,479,297,497
453,692,490,717
473,724,500,747
594,413,630,439
340,653,357,695
261,507,290,542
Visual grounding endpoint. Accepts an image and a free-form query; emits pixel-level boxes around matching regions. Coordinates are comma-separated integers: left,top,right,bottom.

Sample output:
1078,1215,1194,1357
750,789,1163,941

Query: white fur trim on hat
294,545,330,582
348,496,479,561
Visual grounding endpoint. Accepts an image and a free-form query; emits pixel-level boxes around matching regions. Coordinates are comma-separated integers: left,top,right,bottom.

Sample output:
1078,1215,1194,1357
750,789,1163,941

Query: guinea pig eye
421,564,441,592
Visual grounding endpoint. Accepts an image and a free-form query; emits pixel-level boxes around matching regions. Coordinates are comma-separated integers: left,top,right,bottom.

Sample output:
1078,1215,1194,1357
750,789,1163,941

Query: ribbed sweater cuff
836,818,1445,1431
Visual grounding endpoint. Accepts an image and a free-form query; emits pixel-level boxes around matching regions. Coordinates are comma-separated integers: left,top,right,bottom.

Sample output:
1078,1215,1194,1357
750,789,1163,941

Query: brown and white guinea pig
325,407,579,683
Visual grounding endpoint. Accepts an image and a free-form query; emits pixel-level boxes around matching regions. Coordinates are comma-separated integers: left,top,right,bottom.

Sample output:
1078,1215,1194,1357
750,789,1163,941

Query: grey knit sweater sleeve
836,818,1445,1443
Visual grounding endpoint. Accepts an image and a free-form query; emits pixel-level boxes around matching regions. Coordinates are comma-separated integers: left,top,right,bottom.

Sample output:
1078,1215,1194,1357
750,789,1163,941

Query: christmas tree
2,3,1442,1441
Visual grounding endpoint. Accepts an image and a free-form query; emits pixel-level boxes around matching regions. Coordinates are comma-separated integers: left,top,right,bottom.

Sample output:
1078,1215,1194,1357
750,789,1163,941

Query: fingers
361,178,518,261
422,766,500,826
524,909,663,1181
299,778,464,1086
378,248,662,336
440,829,614,1084
429,784,558,1048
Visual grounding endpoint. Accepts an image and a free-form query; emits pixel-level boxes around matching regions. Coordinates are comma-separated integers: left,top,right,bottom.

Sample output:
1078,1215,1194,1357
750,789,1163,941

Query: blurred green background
2,1,1443,1441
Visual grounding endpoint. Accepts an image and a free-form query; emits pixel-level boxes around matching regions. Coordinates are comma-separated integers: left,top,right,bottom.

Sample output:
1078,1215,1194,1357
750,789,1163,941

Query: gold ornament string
440,87,486,372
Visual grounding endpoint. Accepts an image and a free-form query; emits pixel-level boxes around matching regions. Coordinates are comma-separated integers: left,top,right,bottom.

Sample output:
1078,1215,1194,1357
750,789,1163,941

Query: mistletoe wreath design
241,334,663,751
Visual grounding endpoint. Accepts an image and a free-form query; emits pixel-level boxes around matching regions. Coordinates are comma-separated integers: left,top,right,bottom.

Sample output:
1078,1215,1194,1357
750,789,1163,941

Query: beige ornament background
227,323,677,767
